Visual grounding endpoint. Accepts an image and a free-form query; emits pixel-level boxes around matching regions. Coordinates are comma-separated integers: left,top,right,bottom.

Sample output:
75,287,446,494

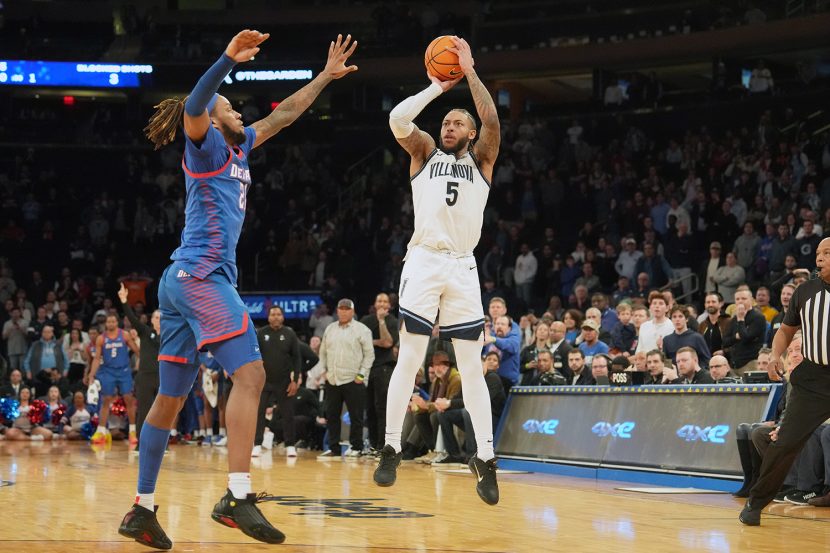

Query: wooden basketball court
1,441,828,552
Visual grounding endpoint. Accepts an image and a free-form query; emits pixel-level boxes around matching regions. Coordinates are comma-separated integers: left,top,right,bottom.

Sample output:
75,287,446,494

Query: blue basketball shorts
98,366,134,397
157,263,261,393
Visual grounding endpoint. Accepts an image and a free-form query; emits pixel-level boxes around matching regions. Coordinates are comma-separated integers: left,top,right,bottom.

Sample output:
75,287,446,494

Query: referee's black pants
750,359,830,509
255,379,297,447
134,371,159,441
366,363,395,449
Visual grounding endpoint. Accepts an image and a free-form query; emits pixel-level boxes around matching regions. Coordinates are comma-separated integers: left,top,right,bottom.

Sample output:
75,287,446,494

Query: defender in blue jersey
87,313,140,446
118,29,358,550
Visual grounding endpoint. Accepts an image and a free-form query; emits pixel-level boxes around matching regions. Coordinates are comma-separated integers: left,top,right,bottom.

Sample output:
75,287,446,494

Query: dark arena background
1,1,830,551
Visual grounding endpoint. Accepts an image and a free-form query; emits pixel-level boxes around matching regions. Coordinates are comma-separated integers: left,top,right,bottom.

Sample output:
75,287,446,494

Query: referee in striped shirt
740,238,830,526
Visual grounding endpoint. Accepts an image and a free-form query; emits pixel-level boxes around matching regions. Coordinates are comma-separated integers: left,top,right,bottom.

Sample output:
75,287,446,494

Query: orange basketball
424,35,463,81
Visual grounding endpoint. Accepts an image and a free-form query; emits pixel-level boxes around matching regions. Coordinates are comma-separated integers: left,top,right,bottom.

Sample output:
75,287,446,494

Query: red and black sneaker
118,503,173,550
211,489,286,544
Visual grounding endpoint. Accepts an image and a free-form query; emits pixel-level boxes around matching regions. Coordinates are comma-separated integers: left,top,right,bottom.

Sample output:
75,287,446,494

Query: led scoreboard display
0,60,153,88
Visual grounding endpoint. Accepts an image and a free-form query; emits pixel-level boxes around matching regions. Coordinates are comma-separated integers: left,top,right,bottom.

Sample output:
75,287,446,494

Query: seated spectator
636,291,673,353
562,309,583,345
662,305,711,367
575,263,601,295
483,314,521,391
633,272,653,300
756,348,772,375
567,349,595,386
698,292,730,355
23,324,67,398
522,350,562,386
5,387,53,441
42,385,68,435
408,351,461,464
635,242,673,289
61,390,94,441
578,320,610,365
611,275,634,305
644,349,677,385
547,321,573,379
769,284,794,344
709,355,740,383
519,321,551,382
754,286,779,323
584,307,613,345
674,347,714,384
590,353,611,384
723,286,766,375
436,352,506,464
610,302,636,355
592,293,619,333
0,369,27,399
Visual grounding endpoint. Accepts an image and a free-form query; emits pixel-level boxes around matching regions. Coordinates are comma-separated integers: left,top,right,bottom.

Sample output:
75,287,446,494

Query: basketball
424,35,463,81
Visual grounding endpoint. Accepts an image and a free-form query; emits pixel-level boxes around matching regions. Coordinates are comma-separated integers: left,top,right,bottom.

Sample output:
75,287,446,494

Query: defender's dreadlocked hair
144,97,187,150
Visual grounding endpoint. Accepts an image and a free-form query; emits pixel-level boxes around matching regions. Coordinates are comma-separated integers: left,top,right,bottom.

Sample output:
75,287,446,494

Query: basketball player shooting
117,30,357,549
373,36,502,505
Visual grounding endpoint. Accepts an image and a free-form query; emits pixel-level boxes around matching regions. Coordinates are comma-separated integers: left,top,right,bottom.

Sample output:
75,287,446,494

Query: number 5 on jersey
446,181,459,206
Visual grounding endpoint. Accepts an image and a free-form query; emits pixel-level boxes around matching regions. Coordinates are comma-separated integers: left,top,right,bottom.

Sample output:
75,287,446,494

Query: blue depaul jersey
171,125,257,286
102,329,131,370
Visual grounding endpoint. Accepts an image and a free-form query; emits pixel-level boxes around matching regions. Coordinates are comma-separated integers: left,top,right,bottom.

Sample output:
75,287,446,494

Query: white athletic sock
219,428,227,437
452,339,495,461
129,424,136,433
170,429,178,437
228,472,252,499
206,428,214,437
135,492,154,510
384,331,431,453
195,429,203,438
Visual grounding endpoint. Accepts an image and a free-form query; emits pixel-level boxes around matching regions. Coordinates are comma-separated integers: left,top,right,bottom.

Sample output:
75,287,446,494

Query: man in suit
0,369,27,398
567,349,595,386
548,321,573,379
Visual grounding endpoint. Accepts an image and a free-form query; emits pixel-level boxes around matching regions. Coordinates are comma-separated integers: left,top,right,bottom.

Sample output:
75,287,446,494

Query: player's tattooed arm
450,37,500,172
252,34,357,148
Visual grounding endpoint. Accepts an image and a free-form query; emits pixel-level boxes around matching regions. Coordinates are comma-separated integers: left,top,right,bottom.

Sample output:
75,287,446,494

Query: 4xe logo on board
522,419,560,435
591,421,635,439
676,424,730,444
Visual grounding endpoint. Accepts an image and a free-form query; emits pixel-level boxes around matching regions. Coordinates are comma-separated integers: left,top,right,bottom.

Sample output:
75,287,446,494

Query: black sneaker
432,454,466,465
118,504,173,550
739,499,761,526
469,456,499,505
211,489,286,544
373,444,402,487
785,490,818,505
773,487,796,503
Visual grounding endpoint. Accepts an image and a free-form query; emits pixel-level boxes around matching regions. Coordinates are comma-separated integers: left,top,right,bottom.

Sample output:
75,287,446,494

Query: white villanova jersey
407,148,490,257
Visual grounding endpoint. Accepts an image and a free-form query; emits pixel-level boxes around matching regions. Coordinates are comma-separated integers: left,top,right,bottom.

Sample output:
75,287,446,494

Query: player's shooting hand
225,29,270,63
428,72,462,93
117,283,128,304
323,34,358,79
448,36,475,75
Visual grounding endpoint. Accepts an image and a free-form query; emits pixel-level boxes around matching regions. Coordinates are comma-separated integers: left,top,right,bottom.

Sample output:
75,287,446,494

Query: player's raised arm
144,29,268,149
390,74,460,175
252,34,358,148
450,37,500,177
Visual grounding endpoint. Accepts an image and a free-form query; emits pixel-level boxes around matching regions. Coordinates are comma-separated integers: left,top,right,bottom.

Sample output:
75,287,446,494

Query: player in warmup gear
373,36,501,505
117,29,358,550
86,314,140,446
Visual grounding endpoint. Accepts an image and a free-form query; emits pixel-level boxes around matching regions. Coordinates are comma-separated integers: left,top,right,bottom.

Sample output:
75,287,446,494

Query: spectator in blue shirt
23,324,67,398
483,313,521,392
592,293,619,332
578,320,610,365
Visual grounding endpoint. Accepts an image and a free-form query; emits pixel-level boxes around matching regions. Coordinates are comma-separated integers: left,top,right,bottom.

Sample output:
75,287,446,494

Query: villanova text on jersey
429,161,475,183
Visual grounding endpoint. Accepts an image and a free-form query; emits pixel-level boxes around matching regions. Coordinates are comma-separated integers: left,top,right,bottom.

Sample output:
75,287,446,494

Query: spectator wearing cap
578,319,609,365
316,298,375,457
662,305,711,367
584,307,613,345
700,241,725,296
615,238,643,281
636,291,674,354
712,252,746,304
